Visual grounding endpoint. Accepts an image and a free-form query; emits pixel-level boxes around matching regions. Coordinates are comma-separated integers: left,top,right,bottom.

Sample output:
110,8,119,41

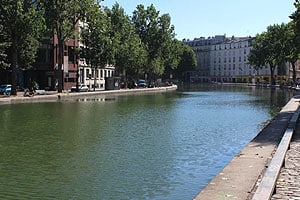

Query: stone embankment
194,96,300,200
0,85,177,104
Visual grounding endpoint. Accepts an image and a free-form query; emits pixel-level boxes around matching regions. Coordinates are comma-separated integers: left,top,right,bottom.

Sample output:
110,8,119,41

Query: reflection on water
0,85,293,199
77,97,116,102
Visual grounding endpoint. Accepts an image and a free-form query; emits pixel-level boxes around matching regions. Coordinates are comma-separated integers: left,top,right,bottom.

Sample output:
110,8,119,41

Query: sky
102,0,295,40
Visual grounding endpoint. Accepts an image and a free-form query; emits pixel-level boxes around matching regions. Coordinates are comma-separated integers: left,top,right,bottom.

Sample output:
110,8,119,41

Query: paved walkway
271,118,300,200
0,85,178,104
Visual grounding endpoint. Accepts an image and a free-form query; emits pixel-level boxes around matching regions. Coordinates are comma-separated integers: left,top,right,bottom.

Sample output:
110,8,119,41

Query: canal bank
194,95,300,200
0,85,178,104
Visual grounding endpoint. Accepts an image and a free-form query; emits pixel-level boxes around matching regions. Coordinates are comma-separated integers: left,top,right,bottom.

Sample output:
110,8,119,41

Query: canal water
0,85,293,199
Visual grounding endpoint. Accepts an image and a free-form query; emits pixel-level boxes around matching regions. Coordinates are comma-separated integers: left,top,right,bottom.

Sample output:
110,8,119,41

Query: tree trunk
11,38,18,95
270,65,276,85
292,62,297,86
94,67,97,91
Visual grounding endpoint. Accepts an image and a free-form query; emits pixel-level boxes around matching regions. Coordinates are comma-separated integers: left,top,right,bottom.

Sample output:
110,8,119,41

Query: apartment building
26,20,115,91
184,35,287,83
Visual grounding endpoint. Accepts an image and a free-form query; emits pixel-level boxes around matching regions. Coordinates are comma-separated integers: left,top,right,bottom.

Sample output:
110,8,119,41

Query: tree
290,1,300,84
290,0,300,53
248,24,287,85
175,43,197,80
80,2,112,91
106,3,147,80
282,22,298,85
0,0,45,95
0,21,9,68
132,4,177,79
41,0,96,93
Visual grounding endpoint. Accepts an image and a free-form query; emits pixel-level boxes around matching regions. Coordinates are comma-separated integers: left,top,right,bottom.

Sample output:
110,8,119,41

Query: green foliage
0,0,45,94
132,4,178,78
41,0,96,92
175,43,197,79
289,1,300,84
283,22,298,62
0,0,196,91
106,3,147,79
280,22,298,84
0,22,9,68
0,0,45,69
42,0,87,41
248,24,287,85
81,3,110,68
290,0,300,53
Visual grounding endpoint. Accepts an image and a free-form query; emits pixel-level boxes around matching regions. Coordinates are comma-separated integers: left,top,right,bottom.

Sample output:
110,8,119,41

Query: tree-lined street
0,0,196,95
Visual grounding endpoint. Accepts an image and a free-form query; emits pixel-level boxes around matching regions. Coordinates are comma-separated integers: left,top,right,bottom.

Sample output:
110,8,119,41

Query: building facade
183,35,288,84
27,20,115,91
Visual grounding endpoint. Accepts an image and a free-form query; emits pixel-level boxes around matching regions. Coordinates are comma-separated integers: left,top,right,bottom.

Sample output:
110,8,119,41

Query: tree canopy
40,0,98,92
0,21,9,68
248,24,287,85
132,4,179,79
0,0,45,95
0,1,196,93
106,3,147,80
175,42,197,79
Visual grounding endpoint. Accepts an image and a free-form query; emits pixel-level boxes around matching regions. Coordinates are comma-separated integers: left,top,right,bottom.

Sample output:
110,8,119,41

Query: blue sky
102,0,295,40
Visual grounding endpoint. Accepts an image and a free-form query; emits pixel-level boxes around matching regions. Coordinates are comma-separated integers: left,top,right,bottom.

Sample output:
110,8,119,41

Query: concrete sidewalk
271,118,300,200
194,96,300,200
0,85,178,104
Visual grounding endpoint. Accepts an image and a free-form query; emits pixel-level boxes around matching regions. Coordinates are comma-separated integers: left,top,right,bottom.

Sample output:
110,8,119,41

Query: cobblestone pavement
271,119,300,200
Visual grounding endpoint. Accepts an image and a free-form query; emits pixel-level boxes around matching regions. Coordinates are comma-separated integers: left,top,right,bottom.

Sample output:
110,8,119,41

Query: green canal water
0,85,293,199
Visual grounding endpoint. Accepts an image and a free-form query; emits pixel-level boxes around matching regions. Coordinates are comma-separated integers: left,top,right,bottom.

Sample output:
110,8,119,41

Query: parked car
71,84,89,92
0,84,12,95
138,79,146,88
